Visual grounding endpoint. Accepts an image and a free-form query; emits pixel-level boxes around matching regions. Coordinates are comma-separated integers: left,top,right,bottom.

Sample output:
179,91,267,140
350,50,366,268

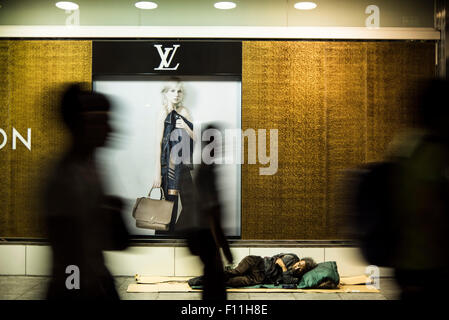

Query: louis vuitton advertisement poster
92,41,242,237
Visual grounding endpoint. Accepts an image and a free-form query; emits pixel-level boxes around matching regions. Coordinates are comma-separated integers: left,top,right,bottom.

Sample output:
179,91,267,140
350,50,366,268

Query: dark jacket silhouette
44,84,128,300
184,125,233,301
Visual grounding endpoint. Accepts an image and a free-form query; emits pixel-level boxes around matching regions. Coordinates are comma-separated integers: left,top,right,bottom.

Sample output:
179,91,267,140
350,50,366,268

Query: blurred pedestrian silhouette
348,78,449,302
184,124,233,301
43,84,129,300
391,79,449,301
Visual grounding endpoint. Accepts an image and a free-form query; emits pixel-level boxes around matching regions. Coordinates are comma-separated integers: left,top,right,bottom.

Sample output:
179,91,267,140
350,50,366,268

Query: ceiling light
294,2,317,10
135,1,158,10
55,2,79,11
214,2,236,10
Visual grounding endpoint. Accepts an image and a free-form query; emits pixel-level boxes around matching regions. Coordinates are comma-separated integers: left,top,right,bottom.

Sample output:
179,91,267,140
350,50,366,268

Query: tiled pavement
0,276,400,300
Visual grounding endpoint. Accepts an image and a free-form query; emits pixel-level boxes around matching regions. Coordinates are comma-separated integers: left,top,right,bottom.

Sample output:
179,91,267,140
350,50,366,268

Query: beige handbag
132,187,174,231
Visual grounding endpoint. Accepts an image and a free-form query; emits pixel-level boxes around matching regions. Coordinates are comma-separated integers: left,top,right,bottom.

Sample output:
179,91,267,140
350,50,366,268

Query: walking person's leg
173,166,196,231
187,230,227,300
201,242,227,300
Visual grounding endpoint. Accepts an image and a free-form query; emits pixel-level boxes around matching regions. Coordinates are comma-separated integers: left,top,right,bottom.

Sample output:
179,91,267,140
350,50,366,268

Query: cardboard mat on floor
127,275,380,293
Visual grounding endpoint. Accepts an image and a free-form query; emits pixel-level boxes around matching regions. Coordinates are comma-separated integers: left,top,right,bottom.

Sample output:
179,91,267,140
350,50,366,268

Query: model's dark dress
159,110,196,233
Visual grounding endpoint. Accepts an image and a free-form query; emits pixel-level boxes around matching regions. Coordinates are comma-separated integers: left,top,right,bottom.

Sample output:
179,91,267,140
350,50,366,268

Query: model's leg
157,166,177,234
175,167,196,230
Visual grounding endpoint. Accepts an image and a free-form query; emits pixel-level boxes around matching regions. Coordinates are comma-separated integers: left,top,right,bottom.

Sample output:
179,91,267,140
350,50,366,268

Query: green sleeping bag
297,261,340,289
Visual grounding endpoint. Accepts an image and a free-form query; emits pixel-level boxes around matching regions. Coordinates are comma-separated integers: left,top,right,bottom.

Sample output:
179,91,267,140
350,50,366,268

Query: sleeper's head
290,257,317,277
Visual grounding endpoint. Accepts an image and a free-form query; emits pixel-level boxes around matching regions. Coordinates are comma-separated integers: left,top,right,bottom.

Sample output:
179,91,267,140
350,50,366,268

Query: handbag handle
148,187,166,200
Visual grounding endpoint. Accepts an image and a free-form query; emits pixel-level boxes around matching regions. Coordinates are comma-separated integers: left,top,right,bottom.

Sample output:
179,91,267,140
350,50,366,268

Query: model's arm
152,108,165,189
177,107,195,141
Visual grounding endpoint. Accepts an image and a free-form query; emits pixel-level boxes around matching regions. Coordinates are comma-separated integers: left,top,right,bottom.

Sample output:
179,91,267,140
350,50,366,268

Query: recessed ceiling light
135,1,158,10
294,2,317,10
55,2,79,11
214,2,237,10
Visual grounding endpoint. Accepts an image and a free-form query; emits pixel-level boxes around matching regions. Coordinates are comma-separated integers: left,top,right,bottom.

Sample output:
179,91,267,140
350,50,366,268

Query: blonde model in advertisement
152,80,196,234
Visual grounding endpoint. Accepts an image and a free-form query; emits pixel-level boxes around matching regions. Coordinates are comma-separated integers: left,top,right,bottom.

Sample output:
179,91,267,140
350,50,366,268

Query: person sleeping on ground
188,254,317,288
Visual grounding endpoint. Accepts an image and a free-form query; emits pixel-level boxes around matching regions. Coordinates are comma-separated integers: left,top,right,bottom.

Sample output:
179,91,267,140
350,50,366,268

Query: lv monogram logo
154,44,180,71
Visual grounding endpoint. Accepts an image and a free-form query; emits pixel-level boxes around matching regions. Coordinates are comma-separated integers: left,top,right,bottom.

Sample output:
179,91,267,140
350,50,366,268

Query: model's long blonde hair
161,81,185,113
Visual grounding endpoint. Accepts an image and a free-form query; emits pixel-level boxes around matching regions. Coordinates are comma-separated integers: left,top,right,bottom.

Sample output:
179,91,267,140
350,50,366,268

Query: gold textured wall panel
0,41,92,238
365,42,434,162
242,42,328,239
242,41,435,240
324,43,369,238
0,41,12,236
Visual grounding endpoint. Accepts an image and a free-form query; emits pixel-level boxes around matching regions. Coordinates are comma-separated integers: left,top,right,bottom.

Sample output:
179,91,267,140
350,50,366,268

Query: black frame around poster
92,40,243,240
92,40,242,77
